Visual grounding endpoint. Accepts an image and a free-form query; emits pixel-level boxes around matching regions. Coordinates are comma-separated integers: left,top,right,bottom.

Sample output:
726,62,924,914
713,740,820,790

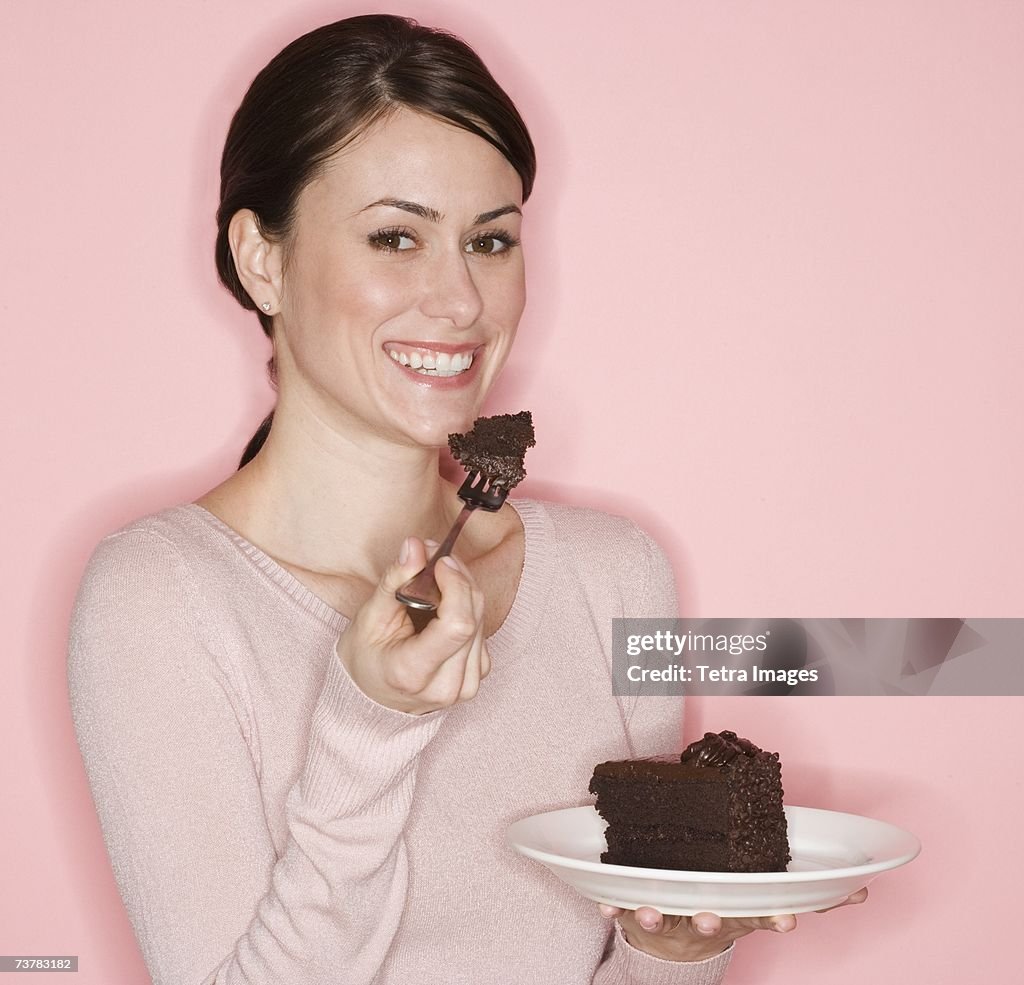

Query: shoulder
513,498,678,616
518,498,666,564
69,504,233,655
76,505,210,591
68,508,226,705
102,502,210,548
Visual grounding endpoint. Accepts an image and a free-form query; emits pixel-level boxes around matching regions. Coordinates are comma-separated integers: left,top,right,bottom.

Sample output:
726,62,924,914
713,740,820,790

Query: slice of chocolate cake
448,411,535,489
589,730,790,872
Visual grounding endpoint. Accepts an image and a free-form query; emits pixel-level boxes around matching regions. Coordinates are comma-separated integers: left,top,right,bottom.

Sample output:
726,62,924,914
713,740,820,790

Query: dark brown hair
216,14,536,468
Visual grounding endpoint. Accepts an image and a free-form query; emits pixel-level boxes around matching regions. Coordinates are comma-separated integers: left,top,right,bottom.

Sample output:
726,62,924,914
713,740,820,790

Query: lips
383,342,478,378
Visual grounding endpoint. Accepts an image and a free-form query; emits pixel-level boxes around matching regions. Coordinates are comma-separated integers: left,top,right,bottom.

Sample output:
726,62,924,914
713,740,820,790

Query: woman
68,15,861,984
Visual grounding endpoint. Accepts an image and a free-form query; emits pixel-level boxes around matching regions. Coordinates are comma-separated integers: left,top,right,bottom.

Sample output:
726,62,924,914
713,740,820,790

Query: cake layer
591,758,727,783
604,826,725,848
603,833,730,872
602,821,789,873
604,825,727,870
588,776,729,832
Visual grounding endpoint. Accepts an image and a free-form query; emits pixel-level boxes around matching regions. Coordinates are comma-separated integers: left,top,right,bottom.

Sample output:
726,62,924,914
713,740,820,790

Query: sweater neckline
182,498,552,658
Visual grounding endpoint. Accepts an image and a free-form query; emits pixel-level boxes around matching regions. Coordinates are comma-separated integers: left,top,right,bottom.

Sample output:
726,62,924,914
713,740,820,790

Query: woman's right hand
335,536,491,715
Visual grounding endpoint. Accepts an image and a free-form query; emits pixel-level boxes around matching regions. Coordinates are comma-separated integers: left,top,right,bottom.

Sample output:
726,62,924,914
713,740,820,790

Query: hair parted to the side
215,14,536,469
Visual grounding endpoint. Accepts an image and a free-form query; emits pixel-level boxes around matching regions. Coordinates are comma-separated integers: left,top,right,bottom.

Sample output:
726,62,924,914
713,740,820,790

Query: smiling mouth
384,343,477,378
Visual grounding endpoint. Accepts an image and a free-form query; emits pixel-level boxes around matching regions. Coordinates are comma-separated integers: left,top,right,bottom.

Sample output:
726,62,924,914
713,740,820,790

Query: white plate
506,805,920,917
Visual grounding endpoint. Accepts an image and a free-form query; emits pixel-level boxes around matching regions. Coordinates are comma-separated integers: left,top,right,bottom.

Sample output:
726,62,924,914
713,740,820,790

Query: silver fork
396,471,509,612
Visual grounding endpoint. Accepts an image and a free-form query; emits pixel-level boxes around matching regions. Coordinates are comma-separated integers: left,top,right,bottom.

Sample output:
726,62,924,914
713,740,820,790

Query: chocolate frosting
680,730,772,768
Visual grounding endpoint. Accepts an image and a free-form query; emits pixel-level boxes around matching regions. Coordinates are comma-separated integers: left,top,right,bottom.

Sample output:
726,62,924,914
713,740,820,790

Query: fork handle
396,505,476,611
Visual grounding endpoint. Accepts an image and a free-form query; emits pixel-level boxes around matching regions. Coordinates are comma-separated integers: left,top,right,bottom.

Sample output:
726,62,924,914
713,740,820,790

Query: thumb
350,537,430,634
377,536,430,598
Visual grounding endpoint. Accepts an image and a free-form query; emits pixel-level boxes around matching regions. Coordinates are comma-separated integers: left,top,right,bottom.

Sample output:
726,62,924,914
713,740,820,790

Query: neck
214,406,461,582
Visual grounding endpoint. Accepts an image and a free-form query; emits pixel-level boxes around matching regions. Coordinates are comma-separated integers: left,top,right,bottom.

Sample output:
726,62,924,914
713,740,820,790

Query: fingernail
695,918,716,935
398,538,410,565
441,555,460,570
598,904,616,918
639,916,659,931
771,917,794,933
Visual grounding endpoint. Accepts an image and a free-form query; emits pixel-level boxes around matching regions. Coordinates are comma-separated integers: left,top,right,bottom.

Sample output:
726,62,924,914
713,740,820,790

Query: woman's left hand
598,887,869,962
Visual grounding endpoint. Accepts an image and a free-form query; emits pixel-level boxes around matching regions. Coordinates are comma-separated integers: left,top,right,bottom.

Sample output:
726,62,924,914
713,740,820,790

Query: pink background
2,1,1021,981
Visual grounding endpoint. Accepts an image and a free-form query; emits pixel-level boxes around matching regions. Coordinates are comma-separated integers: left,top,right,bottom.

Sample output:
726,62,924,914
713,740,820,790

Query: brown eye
465,235,513,256
369,229,417,252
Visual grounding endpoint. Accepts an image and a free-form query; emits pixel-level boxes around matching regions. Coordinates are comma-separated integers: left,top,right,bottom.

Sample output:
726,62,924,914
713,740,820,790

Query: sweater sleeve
592,523,734,984
616,522,686,759
67,529,444,985
594,925,733,985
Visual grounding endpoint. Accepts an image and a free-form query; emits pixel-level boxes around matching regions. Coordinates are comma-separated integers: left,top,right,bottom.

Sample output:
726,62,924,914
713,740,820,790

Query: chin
396,412,474,450
393,392,485,445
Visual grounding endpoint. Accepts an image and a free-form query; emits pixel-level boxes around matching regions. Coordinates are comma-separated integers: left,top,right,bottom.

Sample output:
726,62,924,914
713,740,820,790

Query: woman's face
273,107,526,450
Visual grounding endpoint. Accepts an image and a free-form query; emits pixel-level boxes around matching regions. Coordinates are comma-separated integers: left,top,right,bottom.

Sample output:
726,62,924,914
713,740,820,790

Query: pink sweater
67,498,733,984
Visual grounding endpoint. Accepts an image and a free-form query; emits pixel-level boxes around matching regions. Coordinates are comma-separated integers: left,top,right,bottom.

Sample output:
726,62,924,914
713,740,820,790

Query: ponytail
238,410,274,469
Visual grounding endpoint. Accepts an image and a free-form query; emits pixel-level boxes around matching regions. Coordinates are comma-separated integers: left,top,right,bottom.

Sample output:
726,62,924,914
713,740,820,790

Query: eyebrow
359,198,521,225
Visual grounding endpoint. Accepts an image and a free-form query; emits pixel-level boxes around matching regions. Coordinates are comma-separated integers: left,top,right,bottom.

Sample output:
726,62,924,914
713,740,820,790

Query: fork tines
458,470,509,512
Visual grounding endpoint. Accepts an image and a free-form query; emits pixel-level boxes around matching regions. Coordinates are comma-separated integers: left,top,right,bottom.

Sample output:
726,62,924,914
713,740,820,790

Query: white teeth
385,345,476,377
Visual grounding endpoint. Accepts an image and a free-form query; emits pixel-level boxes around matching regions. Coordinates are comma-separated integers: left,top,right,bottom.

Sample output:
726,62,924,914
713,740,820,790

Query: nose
418,248,484,330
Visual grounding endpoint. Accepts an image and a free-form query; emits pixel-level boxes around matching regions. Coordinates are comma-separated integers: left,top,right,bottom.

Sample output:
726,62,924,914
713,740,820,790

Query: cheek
501,268,527,327
482,262,527,327
298,254,419,334
350,273,419,323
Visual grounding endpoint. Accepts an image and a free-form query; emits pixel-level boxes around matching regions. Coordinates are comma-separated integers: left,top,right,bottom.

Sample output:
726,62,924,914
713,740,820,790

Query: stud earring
261,302,272,312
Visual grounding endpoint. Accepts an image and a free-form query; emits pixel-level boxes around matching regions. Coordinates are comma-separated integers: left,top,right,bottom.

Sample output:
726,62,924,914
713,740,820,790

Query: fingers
606,907,738,962
681,912,797,936
456,607,489,702
689,912,723,937
606,888,869,939
633,906,675,933
434,555,482,642
598,888,864,941
815,886,869,913
631,908,733,937
596,905,698,935
435,554,488,702
597,904,799,941
391,551,487,707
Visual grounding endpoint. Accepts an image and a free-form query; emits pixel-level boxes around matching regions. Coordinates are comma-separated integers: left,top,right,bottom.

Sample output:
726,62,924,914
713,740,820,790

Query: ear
228,209,285,315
